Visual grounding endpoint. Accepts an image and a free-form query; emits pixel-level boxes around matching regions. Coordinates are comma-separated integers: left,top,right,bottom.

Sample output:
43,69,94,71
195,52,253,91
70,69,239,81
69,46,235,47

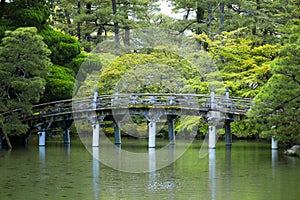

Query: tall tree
48,0,159,49
196,29,280,97
248,20,300,145
172,0,300,44
0,27,51,148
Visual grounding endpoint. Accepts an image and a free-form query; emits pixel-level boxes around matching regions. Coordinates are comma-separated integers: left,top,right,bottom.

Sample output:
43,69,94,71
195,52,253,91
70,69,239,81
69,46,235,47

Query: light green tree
0,27,51,148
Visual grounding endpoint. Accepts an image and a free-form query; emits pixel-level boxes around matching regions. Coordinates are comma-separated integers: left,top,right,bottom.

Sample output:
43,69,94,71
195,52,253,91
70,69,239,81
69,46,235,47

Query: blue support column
209,87,216,149
143,112,161,148
168,117,175,145
38,130,46,146
114,121,121,144
148,121,156,148
271,136,278,150
209,126,216,149
64,129,71,144
92,122,100,147
225,119,232,146
225,87,230,99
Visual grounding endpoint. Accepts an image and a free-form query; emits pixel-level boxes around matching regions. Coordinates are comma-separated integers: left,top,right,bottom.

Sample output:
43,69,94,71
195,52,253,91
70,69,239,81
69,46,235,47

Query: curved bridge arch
1,92,253,148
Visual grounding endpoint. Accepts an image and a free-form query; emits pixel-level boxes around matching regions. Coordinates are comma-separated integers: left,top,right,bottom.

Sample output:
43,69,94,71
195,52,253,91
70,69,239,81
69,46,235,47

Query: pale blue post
225,119,232,146
38,130,46,146
271,136,278,150
168,117,175,145
92,123,100,147
148,121,156,148
225,86,230,99
114,121,121,144
93,88,98,109
209,87,217,149
209,126,216,149
64,129,70,144
271,126,278,150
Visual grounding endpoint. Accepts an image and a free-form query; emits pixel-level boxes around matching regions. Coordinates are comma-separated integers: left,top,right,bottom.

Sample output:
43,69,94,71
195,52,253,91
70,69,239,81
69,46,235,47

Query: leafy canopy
248,20,300,144
0,27,51,136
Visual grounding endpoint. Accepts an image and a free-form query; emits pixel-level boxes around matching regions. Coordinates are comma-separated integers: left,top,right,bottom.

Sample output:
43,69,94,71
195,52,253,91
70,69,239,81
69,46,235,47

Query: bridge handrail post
93,88,98,109
225,87,229,99
210,87,215,109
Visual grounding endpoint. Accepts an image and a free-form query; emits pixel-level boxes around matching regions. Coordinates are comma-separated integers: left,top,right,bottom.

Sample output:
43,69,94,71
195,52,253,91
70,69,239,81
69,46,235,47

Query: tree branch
179,20,198,34
277,71,300,85
283,94,300,105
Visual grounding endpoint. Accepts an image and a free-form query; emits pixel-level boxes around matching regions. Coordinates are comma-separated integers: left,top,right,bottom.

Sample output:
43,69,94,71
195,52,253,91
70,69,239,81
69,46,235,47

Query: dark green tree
0,0,50,33
39,27,81,67
41,65,75,102
0,27,51,148
248,20,300,145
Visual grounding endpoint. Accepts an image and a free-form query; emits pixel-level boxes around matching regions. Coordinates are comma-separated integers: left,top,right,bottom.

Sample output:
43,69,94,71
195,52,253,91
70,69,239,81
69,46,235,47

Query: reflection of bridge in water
5,87,256,149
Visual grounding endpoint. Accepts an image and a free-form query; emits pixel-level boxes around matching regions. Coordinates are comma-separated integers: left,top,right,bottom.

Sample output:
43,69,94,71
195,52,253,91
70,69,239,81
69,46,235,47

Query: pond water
0,139,299,200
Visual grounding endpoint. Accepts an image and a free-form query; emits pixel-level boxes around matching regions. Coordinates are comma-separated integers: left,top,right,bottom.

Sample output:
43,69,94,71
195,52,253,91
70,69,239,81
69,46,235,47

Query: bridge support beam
114,121,121,144
225,119,232,146
38,130,46,146
64,129,71,144
92,123,100,147
168,117,176,145
271,136,278,150
148,121,156,148
209,126,216,149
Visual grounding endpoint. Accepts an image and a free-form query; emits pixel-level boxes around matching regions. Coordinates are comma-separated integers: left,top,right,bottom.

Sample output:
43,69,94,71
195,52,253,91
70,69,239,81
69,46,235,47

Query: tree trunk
0,0,5,18
77,1,81,41
252,0,261,35
4,133,12,150
111,0,120,47
196,7,208,50
219,3,225,33
65,10,72,28
124,26,130,46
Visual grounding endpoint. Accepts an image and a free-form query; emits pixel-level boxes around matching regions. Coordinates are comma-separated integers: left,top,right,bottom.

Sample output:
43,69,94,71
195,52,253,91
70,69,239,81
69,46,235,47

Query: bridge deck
1,93,252,126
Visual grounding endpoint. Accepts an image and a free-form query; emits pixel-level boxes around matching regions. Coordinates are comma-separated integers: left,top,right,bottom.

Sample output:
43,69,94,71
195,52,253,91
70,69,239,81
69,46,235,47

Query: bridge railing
1,93,253,122
109,93,210,108
215,96,252,114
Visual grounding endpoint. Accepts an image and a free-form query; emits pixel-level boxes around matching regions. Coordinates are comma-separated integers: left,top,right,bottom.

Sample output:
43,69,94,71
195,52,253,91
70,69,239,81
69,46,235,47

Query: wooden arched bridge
1,88,253,148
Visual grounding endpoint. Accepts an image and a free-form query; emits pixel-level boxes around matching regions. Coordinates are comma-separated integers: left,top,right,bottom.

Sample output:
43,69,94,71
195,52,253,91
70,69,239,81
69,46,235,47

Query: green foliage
0,0,50,30
196,29,280,98
172,0,300,44
41,65,75,102
248,20,300,144
0,27,51,136
96,49,209,95
40,27,81,66
48,0,159,47
176,116,208,136
73,54,104,97
231,120,260,138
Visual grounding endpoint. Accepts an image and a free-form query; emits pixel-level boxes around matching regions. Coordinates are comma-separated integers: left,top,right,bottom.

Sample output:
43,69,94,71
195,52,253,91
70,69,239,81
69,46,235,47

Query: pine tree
248,20,300,145
0,27,51,148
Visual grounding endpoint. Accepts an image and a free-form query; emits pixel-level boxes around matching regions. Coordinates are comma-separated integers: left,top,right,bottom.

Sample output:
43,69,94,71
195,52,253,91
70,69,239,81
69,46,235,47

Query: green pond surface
0,139,299,200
